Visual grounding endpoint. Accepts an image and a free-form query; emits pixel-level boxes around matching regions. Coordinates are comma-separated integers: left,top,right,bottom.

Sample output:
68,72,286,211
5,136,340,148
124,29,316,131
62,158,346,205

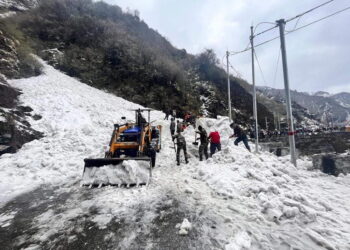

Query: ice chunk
178,218,192,235
225,231,251,250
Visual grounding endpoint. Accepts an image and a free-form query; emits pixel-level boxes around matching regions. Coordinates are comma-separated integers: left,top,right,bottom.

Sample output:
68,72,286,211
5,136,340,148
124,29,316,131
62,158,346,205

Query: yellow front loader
82,109,161,187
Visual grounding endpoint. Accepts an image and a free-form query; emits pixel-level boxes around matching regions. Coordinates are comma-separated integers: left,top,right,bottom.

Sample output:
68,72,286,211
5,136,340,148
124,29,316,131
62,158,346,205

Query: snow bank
0,58,163,203
82,160,150,186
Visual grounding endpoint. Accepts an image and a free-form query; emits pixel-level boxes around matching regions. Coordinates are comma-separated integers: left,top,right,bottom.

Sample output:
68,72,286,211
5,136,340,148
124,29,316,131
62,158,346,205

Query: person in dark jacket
196,125,208,161
170,118,175,136
230,123,251,152
164,110,169,120
172,131,189,165
176,120,182,133
208,130,221,156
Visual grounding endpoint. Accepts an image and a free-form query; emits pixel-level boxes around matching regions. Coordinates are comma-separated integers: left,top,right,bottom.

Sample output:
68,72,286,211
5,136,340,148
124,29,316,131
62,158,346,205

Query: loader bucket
82,157,152,187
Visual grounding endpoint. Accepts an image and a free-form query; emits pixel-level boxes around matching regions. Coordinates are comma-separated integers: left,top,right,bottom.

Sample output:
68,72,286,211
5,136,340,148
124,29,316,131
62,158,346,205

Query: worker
136,109,146,127
170,118,176,136
176,120,182,133
229,123,251,152
208,129,221,156
184,112,191,124
164,110,169,120
172,131,189,165
196,125,208,161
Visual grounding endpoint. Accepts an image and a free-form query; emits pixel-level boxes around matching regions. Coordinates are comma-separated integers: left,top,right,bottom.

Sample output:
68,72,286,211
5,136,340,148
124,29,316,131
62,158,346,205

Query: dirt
0,80,43,156
0,83,19,108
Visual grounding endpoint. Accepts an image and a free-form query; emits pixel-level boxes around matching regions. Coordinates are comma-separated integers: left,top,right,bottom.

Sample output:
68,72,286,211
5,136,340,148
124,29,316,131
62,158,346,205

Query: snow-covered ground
1,59,350,249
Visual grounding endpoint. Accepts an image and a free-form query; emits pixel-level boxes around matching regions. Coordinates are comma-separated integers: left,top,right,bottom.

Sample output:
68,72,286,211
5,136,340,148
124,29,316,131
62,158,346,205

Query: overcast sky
104,0,350,94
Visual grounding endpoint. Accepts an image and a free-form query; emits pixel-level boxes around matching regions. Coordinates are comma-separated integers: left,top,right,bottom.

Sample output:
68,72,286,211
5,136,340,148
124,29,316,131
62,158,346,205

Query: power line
286,15,302,33
253,22,277,38
229,5,350,56
252,0,334,39
229,61,243,78
254,35,280,49
287,5,350,34
229,35,279,55
272,48,281,87
286,0,335,22
253,50,267,85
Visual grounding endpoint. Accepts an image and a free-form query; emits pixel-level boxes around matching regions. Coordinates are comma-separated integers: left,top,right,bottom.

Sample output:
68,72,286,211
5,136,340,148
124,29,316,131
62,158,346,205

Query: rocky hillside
0,75,43,155
332,92,350,109
0,0,274,128
0,0,37,13
0,6,43,155
238,80,320,128
257,87,350,125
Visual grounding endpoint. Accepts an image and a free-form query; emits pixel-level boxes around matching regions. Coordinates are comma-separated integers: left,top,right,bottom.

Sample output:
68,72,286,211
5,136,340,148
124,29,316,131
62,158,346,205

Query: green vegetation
0,19,42,78
5,0,273,125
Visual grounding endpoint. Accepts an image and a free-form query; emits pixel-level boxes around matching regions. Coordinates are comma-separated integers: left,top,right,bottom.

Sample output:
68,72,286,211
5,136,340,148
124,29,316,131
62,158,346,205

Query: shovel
172,140,177,152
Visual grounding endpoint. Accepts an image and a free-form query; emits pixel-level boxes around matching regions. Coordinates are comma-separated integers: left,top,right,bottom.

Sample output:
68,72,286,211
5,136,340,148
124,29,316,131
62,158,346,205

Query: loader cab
117,126,141,143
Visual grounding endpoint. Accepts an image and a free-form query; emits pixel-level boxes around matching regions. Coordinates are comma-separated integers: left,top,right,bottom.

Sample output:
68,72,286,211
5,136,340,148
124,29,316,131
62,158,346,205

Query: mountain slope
332,92,350,109
258,87,350,125
0,0,37,12
1,0,273,126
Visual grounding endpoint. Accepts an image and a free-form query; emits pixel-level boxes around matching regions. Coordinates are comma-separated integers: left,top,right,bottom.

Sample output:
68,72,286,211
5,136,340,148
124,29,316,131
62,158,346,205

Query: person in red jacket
208,130,221,156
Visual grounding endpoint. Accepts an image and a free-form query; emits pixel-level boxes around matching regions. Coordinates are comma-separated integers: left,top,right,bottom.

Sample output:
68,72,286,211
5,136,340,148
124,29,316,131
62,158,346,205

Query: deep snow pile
82,160,151,186
0,57,163,203
184,117,350,249
0,59,350,249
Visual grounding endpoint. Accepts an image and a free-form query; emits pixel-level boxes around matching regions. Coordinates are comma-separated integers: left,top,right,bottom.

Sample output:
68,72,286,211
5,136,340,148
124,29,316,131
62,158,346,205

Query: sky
104,0,350,94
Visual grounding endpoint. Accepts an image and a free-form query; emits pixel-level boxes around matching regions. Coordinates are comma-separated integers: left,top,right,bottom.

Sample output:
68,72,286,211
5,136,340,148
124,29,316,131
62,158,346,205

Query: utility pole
226,51,232,122
250,26,259,153
277,19,297,167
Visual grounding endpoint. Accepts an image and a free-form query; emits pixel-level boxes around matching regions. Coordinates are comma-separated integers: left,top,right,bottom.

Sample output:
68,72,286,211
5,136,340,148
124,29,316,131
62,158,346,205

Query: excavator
82,109,162,187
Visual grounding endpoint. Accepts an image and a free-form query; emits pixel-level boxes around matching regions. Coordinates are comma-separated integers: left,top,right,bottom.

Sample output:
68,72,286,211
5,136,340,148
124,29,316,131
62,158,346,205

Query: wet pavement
0,184,212,250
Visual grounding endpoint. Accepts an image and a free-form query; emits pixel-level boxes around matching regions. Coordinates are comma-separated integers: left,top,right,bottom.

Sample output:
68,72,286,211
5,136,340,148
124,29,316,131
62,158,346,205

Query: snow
225,231,251,250
0,11,16,19
0,0,38,11
0,211,16,227
0,57,163,203
1,58,350,249
82,160,151,186
178,218,192,235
